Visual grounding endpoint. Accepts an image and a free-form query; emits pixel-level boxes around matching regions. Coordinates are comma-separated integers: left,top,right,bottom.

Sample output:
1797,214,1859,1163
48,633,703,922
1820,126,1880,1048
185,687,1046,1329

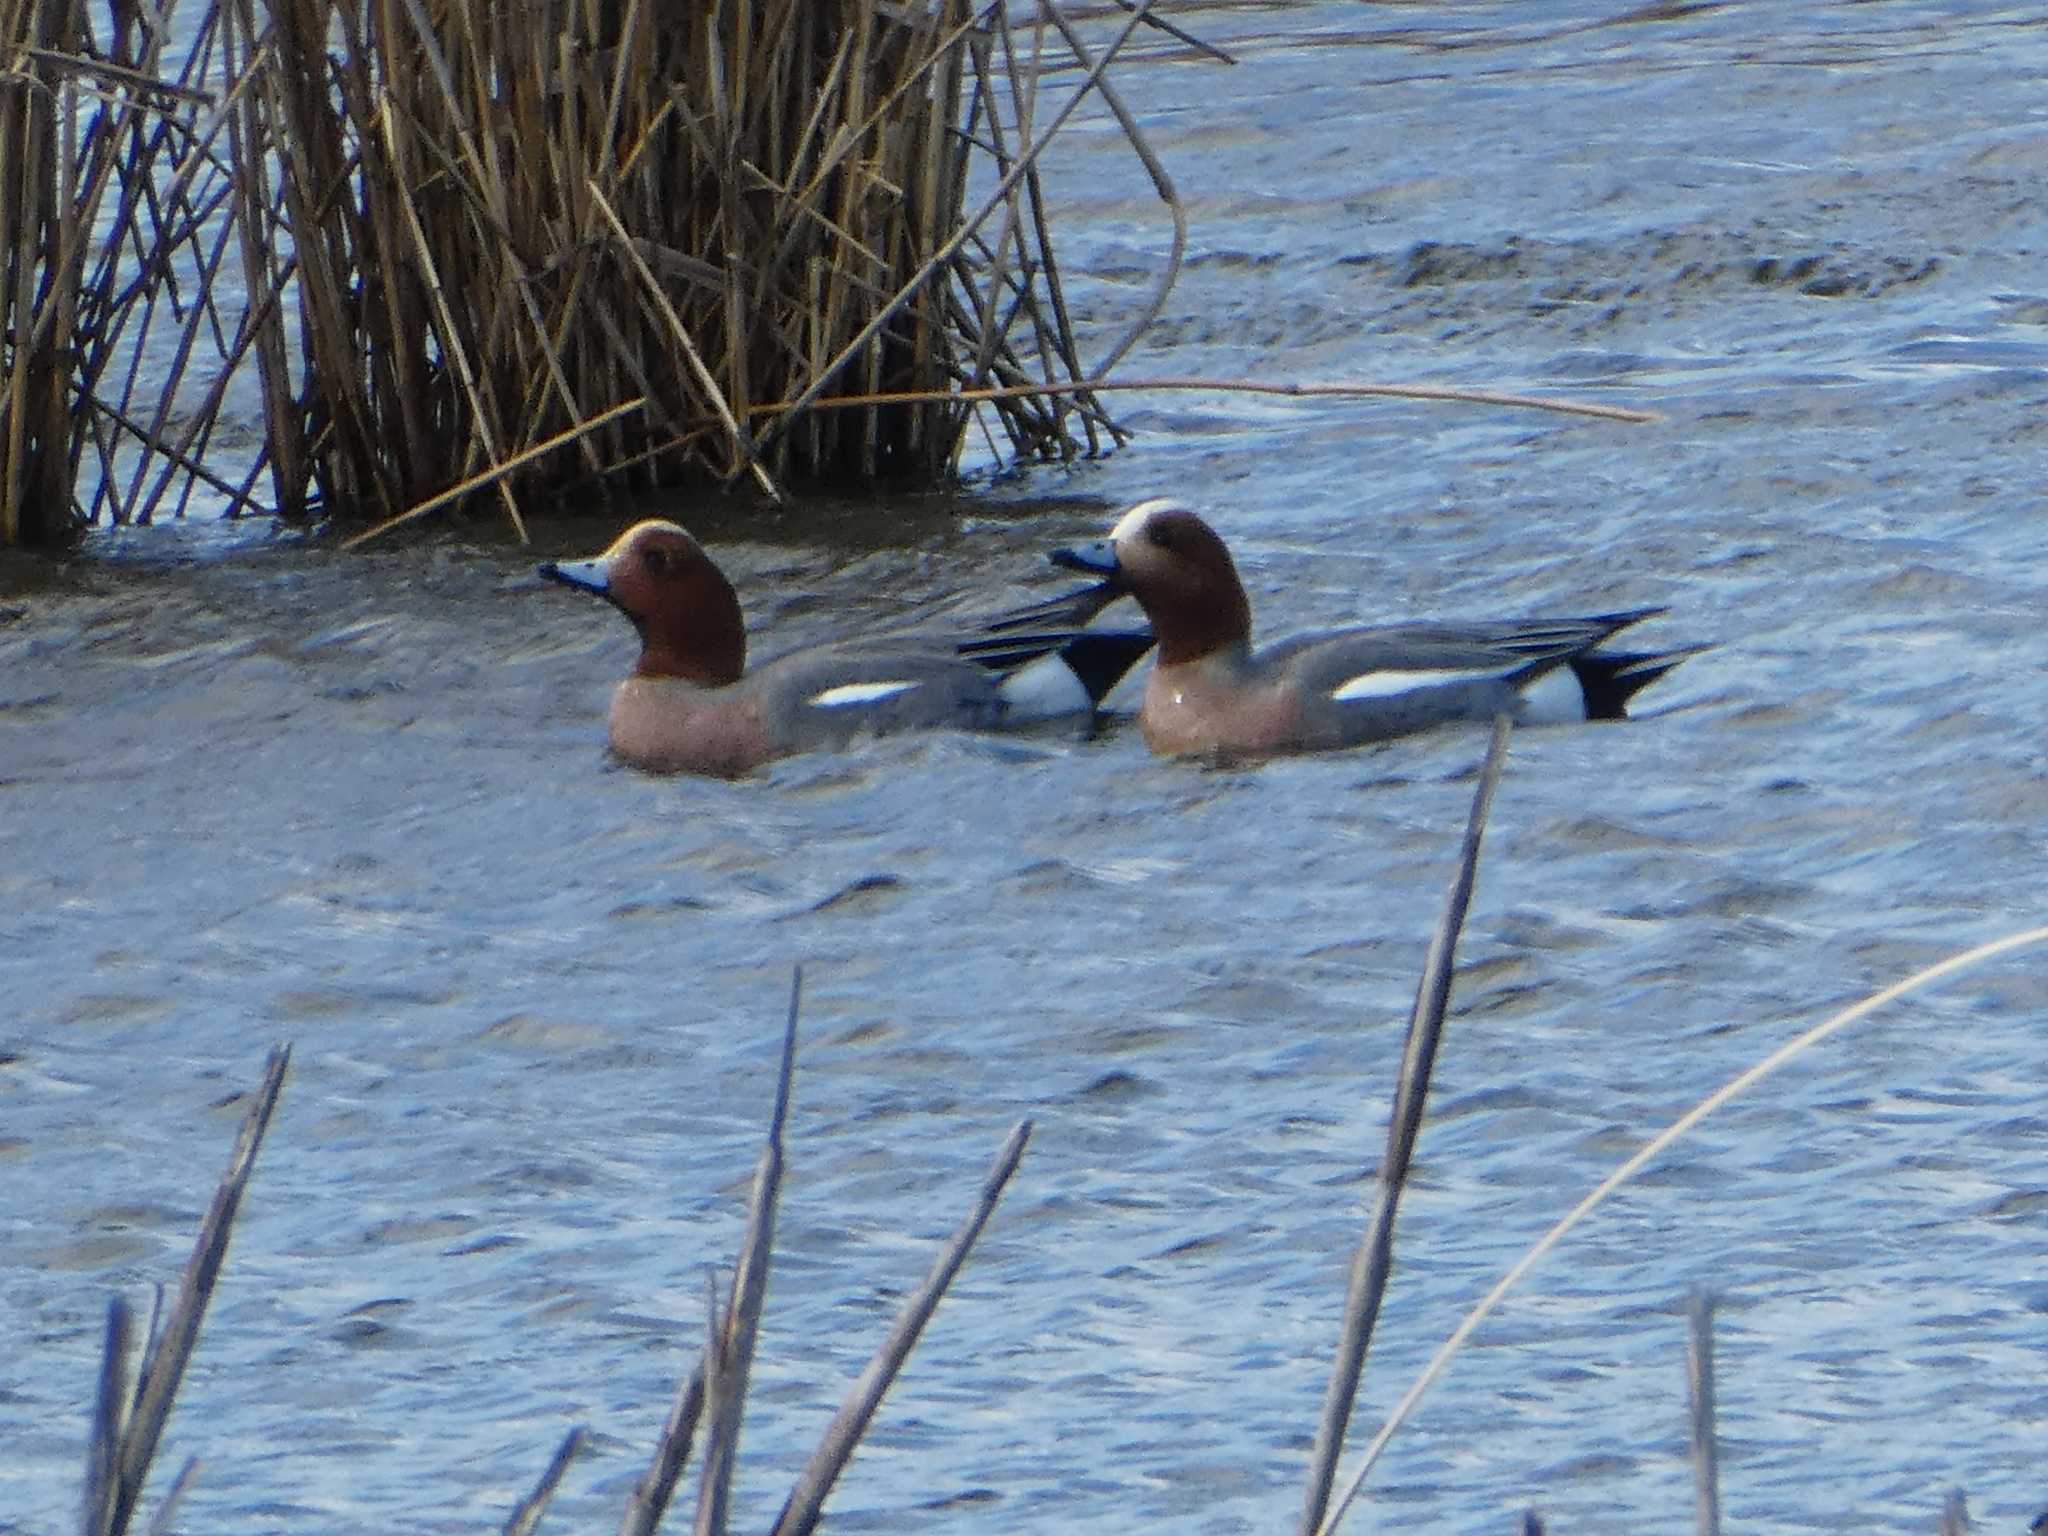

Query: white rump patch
1330,666,1498,702
997,652,1091,720
1514,664,1588,724
1110,496,1188,543
808,680,920,709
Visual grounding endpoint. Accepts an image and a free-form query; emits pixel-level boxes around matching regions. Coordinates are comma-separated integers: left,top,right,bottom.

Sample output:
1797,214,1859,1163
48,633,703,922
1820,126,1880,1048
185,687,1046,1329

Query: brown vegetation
1,1,1180,548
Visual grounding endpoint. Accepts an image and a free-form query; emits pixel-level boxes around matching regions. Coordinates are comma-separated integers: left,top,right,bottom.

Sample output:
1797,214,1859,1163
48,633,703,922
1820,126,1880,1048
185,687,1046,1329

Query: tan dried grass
255,0,1140,539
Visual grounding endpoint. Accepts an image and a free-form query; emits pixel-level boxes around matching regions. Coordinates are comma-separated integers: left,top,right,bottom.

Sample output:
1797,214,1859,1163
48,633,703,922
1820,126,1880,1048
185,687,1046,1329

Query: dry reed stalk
745,373,1664,426
610,967,1032,1536
139,1459,200,1536
81,1295,135,1533
84,1044,290,1536
1686,1291,1720,1536
769,1117,1033,1536
693,970,803,1536
1298,715,1512,1536
1313,923,2048,1536
0,0,70,545
617,1358,708,1536
504,1427,588,1536
1939,1490,1970,1536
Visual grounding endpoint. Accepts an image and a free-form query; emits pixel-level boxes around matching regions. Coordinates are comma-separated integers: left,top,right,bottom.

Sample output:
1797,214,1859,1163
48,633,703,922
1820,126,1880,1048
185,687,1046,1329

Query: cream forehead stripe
807,680,921,709
609,518,700,557
1109,496,1186,543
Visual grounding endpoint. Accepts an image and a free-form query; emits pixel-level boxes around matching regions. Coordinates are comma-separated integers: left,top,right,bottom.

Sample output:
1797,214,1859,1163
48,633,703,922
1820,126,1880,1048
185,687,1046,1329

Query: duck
540,519,1154,775
1049,497,1700,759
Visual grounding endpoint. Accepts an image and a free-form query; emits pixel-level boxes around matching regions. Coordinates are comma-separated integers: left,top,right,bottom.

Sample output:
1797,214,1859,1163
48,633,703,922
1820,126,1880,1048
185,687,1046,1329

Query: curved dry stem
746,374,1661,426
1314,923,2048,1536
1036,3,1185,382
339,396,646,550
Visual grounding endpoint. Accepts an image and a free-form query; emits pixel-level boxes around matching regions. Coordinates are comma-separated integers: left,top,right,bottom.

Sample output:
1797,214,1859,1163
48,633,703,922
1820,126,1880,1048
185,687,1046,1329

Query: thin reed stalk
85,1044,290,1536
1315,923,2048,1536
617,1360,708,1536
504,1427,587,1536
770,1118,1033,1536
1687,1291,1720,1536
81,1297,135,1534
139,1459,199,1536
747,373,1664,426
1299,715,1512,1536
693,971,803,1536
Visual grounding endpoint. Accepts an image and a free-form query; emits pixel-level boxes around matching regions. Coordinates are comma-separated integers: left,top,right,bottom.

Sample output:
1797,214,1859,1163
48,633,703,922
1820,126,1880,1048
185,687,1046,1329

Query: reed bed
0,0,271,545
3,0,1198,546
2,2,1668,549
248,0,1139,531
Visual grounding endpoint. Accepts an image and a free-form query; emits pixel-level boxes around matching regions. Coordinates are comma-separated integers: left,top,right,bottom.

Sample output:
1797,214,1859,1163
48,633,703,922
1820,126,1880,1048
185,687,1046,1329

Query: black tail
956,580,1156,706
1569,644,1708,719
956,623,1155,705
1052,628,1157,706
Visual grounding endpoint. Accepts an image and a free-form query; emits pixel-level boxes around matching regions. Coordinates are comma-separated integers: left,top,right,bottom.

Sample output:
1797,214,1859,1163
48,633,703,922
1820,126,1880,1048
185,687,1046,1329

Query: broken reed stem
1939,1490,1970,1536
82,1297,136,1536
1314,923,2048,1536
504,1427,588,1536
617,1360,708,1536
95,1044,290,1536
141,1459,200,1536
1687,1291,1720,1536
1298,715,1512,1536
770,1118,1034,1536
693,970,803,1536
338,397,649,551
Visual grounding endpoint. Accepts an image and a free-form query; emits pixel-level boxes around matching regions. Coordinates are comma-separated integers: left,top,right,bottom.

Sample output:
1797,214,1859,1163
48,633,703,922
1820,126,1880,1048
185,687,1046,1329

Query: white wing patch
1330,666,1501,702
808,679,920,709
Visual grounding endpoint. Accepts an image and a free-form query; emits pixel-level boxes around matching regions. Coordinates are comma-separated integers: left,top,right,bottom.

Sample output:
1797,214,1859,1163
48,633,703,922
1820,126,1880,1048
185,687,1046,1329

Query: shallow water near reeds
7,3,2048,1532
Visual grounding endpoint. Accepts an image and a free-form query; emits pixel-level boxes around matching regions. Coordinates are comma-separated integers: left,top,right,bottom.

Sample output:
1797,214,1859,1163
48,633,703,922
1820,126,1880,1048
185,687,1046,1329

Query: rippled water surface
7,4,2048,1532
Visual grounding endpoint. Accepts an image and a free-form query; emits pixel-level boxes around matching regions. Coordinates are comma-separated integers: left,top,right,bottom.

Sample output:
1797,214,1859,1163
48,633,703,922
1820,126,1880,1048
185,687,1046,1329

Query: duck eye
642,546,671,577
1147,521,1179,550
